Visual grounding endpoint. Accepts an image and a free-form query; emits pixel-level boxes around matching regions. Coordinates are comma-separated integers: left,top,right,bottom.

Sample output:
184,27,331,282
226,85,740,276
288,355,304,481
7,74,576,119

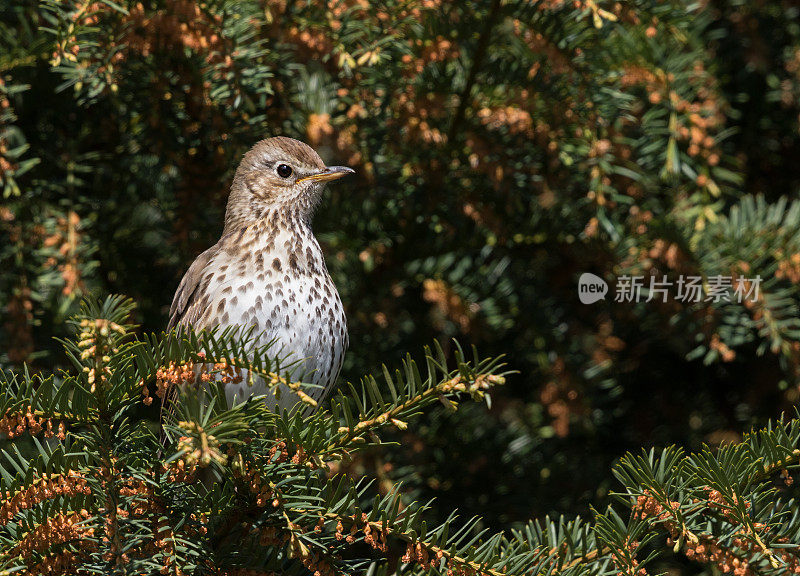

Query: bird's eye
276,164,293,178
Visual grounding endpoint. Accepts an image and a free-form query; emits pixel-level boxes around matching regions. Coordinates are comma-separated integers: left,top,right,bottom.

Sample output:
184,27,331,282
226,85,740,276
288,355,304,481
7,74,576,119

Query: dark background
3,2,800,572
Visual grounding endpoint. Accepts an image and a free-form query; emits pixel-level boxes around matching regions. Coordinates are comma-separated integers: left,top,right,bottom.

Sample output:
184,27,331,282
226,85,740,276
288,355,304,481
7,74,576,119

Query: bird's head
226,136,354,228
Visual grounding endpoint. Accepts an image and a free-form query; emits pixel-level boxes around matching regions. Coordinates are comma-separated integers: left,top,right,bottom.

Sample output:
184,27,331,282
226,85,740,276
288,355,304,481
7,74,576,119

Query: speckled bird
168,137,353,412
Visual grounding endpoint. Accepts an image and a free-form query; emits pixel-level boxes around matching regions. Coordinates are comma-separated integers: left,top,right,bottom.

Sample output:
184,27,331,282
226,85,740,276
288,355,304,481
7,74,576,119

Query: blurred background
3,0,800,572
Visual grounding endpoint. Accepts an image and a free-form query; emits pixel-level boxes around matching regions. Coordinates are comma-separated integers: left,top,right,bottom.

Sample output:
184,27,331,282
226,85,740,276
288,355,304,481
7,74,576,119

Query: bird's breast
203,230,347,393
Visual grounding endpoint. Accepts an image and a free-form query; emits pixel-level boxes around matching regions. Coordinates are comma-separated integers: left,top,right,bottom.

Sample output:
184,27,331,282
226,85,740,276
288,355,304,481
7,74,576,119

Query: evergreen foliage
1,296,800,575
0,296,506,573
3,1,800,575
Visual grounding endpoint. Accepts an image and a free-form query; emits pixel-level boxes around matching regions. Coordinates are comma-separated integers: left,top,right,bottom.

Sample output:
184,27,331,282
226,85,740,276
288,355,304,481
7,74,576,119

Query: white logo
577,272,762,304
578,273,608,304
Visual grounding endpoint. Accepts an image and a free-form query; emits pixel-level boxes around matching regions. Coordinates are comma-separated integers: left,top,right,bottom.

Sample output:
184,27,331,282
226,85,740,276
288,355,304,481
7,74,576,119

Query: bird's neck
222,205,313,239
219,206,324,276
219,207,327,277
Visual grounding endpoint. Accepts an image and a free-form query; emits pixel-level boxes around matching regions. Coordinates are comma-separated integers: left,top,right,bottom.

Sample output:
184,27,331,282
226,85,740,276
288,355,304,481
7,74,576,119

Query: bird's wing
162,243,221,447
168,244,220,329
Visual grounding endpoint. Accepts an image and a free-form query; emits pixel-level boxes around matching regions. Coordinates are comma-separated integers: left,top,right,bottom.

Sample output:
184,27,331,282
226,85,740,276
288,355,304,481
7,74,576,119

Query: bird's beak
298,165,355,184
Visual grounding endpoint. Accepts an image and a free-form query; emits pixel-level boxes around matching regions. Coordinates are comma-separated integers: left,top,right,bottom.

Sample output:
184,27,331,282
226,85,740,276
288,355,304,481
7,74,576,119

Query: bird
166,136,353,413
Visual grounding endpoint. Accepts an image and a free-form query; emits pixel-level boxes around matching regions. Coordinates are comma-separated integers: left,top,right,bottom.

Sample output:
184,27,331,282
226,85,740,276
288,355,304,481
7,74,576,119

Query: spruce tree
3,1,800,574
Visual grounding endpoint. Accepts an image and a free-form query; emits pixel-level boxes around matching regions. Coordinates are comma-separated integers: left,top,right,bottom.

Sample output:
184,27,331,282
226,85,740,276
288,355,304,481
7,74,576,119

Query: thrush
167,136,353,412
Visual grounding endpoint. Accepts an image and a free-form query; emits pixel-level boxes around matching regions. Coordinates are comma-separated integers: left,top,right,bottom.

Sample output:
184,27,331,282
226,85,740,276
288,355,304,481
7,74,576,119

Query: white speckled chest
189,216,348,411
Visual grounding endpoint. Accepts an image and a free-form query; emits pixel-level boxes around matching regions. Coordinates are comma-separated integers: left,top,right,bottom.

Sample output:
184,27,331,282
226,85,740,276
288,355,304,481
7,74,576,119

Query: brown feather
162,137,351,444
168,244,221,329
